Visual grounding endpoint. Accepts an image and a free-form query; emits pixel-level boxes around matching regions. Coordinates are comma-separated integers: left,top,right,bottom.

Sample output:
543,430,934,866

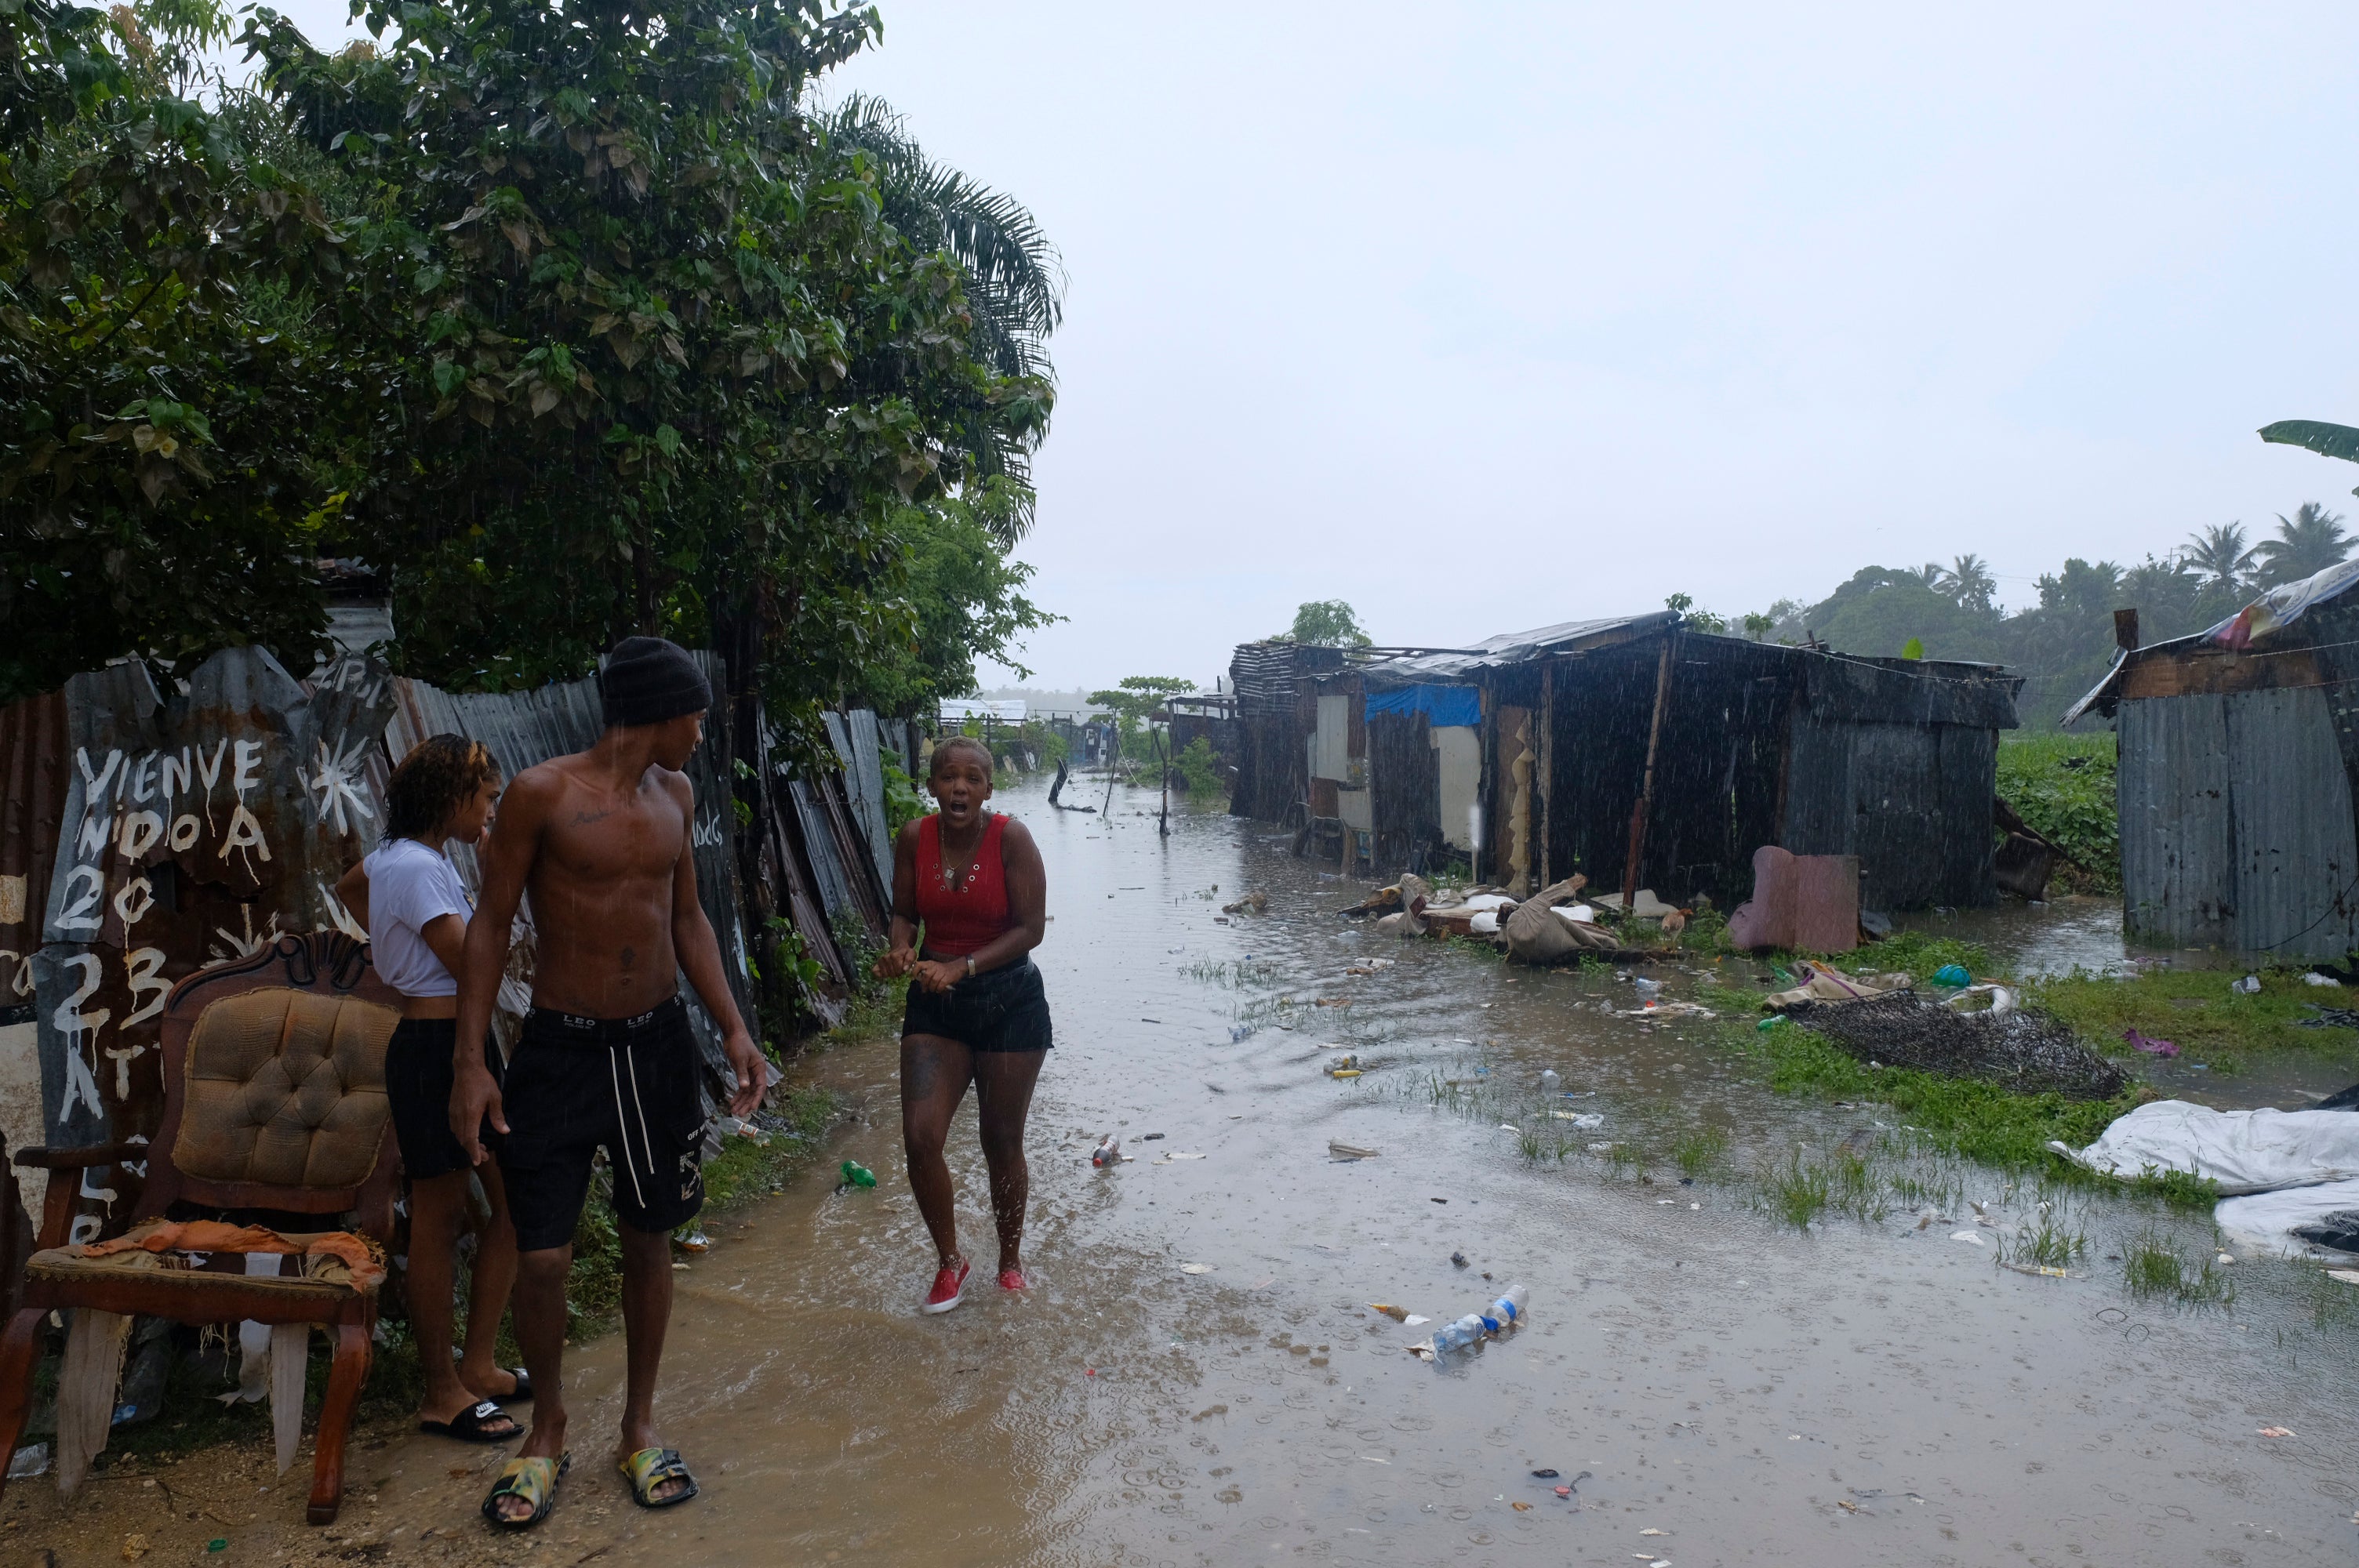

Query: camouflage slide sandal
618,1446,700,1508
481,1452,569,1530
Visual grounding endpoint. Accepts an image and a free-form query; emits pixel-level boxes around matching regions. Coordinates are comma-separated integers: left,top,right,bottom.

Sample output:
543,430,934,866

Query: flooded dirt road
24,778,2359,1566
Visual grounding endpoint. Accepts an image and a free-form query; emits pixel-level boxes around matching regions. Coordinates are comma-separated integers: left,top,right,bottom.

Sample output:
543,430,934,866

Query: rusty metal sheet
27,647,395,1235
0,689,69,1014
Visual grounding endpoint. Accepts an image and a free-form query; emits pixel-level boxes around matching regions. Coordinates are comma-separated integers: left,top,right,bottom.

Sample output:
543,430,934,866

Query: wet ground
14,777,2359,1566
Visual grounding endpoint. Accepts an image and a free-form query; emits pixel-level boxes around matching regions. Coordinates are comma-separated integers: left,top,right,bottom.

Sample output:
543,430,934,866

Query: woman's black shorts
385,1017,503,1181
902,959,1052,1053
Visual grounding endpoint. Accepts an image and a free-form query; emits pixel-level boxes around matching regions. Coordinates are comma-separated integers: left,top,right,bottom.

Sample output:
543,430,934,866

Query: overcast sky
245,2,2359,691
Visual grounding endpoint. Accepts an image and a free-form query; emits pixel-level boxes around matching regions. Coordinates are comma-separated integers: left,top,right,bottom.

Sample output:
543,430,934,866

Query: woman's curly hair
383,735,499,841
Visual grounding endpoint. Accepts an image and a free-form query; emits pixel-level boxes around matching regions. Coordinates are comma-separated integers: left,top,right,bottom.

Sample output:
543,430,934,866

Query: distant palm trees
2254,502,2352,586
1934,554,1997,613
2180,522,2258,593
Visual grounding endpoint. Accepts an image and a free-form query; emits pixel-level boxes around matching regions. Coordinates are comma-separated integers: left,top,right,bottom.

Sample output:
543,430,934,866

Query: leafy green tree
0,0,352,701
816,93,1061,528
245,0,1051,735
1278,599,1370,646
848,480,1060,718
2255,502,2351,586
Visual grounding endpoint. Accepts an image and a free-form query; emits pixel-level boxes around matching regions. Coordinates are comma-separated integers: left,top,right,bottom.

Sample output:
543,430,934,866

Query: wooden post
1158,706,1171,838
1623,633,1677,910
1537,659,1554,888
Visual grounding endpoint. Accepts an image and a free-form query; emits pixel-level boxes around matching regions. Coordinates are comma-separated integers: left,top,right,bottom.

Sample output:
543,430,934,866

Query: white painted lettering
220,802,271,865
129,752,158,804
195,738,229,792
160,747,191,804
231,739,263,797
75,747,122,805
168,813,201,851
123,946,168,1027
118,810,163,861
54,864,105,931
111,877,154,928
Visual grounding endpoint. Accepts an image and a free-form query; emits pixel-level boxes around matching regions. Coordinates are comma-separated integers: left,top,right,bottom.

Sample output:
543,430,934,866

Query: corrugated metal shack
0,648,899,1237
1227,641,1347,824
1241,615,2023,913
2066,560,2359,960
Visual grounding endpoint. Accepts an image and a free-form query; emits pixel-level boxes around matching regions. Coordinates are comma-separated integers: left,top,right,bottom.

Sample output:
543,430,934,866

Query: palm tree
2253,502,2352,586
816,93,1067,543
2180,522,2257,593
1934,554,1997,613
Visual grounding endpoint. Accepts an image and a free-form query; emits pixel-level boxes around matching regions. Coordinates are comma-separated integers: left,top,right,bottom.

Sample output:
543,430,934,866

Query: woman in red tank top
874,735,1050,1314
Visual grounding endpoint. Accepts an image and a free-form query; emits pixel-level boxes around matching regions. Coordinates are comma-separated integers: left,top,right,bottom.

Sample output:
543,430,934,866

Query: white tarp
2052,1099,2359,1195
2214,1178,2359,1258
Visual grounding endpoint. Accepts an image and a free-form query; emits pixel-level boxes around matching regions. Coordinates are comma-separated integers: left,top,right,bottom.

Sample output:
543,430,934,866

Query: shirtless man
449,637,765,1530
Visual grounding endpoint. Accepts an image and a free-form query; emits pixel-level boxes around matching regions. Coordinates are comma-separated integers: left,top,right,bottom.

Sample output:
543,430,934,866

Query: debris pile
1788,990,2128,1099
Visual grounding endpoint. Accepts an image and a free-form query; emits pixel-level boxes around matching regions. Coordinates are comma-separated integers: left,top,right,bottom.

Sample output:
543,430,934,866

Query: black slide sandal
420,1399,522,1443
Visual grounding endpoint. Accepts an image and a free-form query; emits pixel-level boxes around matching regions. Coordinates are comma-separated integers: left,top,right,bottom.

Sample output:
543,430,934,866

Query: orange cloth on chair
76,1220,387,1290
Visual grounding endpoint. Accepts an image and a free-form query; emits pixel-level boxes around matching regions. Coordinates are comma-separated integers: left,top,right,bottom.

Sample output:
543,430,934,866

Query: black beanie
601,637,712,728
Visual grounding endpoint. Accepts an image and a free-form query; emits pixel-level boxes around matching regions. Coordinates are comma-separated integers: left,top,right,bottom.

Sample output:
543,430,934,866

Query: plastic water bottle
1634,978,1663,1004
1092,1135,1121,1167
1479,1283,1528,1332
838,1160,876,1189
1539,1069,1561,1094
1430,1313,1488,1352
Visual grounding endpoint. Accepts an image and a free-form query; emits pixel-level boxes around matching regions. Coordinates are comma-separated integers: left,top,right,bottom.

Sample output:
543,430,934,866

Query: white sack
2214,1177,2359,1258
2052,1099,2359,1195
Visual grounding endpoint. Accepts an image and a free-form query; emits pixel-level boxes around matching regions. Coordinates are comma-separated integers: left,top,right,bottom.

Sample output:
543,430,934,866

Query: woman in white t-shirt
336,735,527,1443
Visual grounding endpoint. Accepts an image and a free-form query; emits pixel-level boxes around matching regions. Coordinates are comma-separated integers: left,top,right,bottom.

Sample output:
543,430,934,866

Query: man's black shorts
385,1018,503,1181
902,959,1052,1053
496,996,708,1252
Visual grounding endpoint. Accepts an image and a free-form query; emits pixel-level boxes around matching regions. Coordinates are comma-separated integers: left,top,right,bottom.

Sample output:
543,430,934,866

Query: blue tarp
1364,684,1481,728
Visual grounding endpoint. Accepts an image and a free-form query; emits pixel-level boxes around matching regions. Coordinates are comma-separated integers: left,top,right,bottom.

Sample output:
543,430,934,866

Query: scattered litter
1755,1015,1787,1033
1370,1303,1409,1321
2234,975,2262,995
1950,1232,1984,1246
674,1229,711,1253
2327,1269,2359,1285
6,1443,46,1479
2299,1007,2359,1030
1158,1152,1207,1162
1998,1261,2069,1278
1838,1498,1861,1513
2125,1028,2179,1057
1092,1136,1122,1167
1550,1111,1605,1127
1181,1263,1216,1275
1430,1196,1448,1203
1222,891,1270,915
1532,1468,1559,1479
2258,1426,2295,1438
1451,1251,1469,1268
836,1160,876,1192
1511,1501,1532,1511
1142,1133,1166,1140
1229,1025,1258,1043
2303,971,2343,988
1932,964,1972,987
1328,1141,1380,1160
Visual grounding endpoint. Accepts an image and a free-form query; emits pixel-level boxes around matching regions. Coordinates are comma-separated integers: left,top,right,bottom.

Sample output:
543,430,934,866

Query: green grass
1760,1150,1831,1228
2030,966,2359,1073
1674,1127,1729,1180
2120,1227,2234,1308
1997,731,2119,892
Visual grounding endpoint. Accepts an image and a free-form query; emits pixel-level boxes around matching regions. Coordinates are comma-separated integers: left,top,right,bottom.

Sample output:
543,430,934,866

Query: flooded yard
16,777,2359,1566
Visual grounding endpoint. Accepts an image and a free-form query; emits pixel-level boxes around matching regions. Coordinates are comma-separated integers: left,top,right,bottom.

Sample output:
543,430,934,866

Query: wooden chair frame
0,934,402,1524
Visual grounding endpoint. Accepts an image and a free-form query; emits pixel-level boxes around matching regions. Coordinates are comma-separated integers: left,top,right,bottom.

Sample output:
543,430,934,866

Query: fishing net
1787,991,2127,1100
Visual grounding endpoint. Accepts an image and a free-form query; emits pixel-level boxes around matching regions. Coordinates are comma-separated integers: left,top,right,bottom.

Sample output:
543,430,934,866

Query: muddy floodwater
23,778,2359,1566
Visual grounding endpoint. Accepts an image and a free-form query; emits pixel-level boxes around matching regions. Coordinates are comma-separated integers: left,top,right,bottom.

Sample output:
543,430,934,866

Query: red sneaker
997,1266,1029,1292
922,1259,970,1314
